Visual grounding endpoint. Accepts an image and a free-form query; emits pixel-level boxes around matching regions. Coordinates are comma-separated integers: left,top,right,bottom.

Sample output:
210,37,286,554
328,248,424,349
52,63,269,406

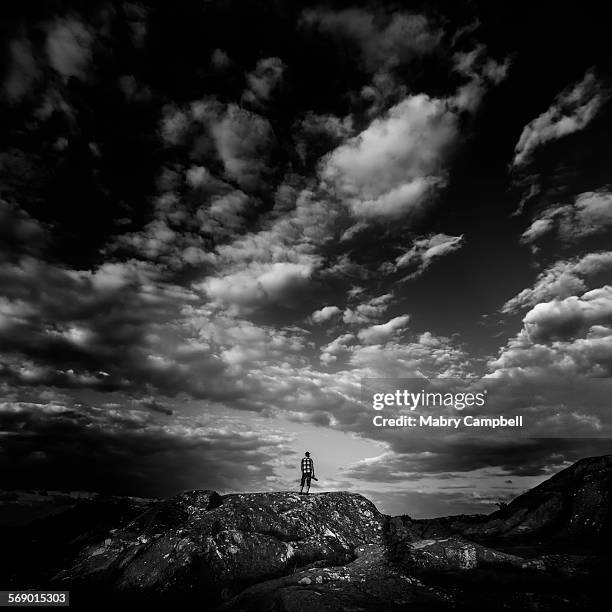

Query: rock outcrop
463,454,612,542
53,491,386,605
5,455,612,610
399,455,612,549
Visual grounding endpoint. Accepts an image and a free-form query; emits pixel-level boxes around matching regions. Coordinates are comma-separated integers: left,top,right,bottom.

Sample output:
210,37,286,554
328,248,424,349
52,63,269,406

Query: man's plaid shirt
301,457,314,475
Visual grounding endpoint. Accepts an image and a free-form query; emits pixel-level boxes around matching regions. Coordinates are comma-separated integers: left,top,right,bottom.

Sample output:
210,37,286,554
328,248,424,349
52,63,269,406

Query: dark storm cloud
0,394,292,496
0,257,237,401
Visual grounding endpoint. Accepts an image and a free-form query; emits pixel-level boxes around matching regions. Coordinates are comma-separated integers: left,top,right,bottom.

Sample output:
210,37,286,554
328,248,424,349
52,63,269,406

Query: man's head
305,451,310,457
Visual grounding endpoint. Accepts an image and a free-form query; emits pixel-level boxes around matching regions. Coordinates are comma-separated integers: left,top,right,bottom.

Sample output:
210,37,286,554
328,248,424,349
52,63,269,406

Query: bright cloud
513,70,607,167
202,261,314,311
321,94,459,220
311,305,341,324
521,191,612,244
357,314,410,344
387,233,464,278
502,252,612,314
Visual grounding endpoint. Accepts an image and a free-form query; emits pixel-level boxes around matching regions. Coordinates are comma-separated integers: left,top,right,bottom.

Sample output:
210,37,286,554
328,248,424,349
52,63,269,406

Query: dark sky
1,0,612,516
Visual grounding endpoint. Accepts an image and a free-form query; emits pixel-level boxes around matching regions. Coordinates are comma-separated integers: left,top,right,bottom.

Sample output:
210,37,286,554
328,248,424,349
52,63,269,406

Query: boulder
53,491,385,604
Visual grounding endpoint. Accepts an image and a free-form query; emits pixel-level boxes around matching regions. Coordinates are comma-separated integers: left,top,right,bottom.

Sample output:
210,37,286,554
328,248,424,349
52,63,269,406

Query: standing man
300,451,315,495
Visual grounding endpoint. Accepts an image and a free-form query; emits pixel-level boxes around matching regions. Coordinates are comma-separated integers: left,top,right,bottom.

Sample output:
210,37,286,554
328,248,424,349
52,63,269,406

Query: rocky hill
396,455,612,550
4,455,612,610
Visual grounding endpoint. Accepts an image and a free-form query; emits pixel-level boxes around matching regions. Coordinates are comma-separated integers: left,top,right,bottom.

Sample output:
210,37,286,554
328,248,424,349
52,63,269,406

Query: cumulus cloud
384,233,464,278
292,111,354,167
348,334,469,378
0,200,47,255
242,57,285,107
520,215,556,244
210,104,277,191
192,189,253,243
319,327,467,375
119,107,278,267
523,286,612,343
2,36,40,104
321,94,459,220
117,74,152,103
343,293,394,325
184,306,307,374
0,257,238,401
453,44,509,85
211,48,231,70
123,2,148,48
320,333,355,364
160,105,191,146
502,252,612,313
311,305,341,324
112,173,254,267
194,188,341,312
451,45,510,112
160,101,276,191
202,261,314,311
357,314,410,344
512,70,607,167
185,165,213,188
492,284,612,378
521,190,612,244
45,17,94,80
301,8,442,74
488,324,612,378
